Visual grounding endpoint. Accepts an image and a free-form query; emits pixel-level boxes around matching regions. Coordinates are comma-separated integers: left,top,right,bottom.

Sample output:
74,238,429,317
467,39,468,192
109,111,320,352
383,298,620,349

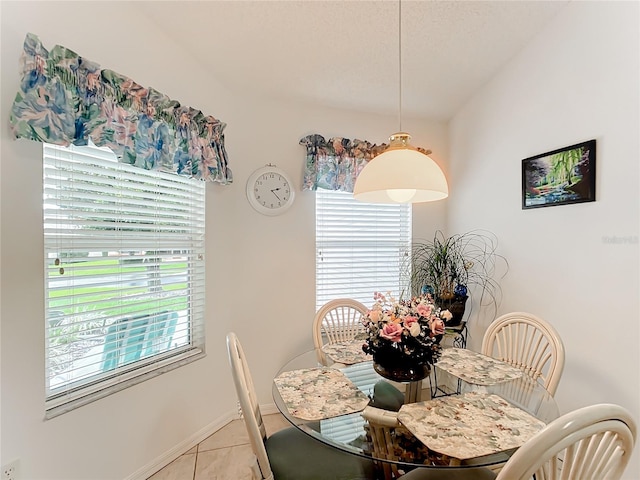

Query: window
315,189,411,310
44,143,205,417
315,190,410,438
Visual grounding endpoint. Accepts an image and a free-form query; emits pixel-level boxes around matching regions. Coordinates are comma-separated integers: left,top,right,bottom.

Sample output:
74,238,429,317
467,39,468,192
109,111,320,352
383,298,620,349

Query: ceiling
140,1,569,121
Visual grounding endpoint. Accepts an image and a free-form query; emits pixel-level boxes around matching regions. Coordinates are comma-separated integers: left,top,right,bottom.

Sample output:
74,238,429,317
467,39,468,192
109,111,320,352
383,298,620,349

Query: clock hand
271,188,282,201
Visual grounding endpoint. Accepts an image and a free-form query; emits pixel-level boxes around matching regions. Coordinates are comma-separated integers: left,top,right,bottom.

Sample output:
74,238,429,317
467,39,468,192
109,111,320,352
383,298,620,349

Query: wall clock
246,164,295,216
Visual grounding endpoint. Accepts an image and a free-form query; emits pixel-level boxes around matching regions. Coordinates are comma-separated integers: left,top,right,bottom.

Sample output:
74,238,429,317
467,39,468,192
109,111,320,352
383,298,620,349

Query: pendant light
353,1,449,204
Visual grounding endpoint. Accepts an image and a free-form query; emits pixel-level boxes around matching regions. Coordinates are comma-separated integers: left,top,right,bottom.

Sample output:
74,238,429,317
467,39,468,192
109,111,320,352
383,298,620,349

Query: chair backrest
313,298,368,348
102,311,180,372
362,406,432,479
142,311,179,357
496,403,637,480
481,312,565,396
226,332,273,480
102,313,151,371
362,406,403,479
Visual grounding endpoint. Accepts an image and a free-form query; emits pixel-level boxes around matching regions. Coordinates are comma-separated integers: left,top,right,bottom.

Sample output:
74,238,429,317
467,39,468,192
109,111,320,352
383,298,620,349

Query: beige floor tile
195,444,254,480
147,453,196,480
150,413,292,479
198,418,249,452
263,413,290,436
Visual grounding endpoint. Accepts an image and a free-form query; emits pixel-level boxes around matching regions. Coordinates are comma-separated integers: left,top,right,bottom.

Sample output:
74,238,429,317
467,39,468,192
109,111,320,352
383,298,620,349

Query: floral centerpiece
361,292,451,382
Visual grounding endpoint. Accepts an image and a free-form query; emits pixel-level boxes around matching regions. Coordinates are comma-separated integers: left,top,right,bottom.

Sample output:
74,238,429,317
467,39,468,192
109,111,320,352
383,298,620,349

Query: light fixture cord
398,0,402,132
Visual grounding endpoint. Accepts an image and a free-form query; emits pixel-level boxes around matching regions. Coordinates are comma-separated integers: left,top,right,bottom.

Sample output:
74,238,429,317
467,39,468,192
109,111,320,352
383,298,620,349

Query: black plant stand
429,323,468,398
445,322,468,349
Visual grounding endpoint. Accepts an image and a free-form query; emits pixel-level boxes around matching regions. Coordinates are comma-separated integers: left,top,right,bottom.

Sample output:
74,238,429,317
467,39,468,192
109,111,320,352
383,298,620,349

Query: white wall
0,2,447,478
449,1,639,477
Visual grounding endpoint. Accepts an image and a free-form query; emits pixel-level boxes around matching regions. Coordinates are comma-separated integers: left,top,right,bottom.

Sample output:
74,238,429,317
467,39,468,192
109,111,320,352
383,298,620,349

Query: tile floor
145,384,439,480
146,413,291,480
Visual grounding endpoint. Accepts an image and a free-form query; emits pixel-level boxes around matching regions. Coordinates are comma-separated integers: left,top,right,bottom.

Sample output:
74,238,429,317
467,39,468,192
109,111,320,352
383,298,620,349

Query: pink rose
368,309,382,322
416,303,432,318
380,323,403,342
430,318,445,336
403,316,420,337
403,316,418,326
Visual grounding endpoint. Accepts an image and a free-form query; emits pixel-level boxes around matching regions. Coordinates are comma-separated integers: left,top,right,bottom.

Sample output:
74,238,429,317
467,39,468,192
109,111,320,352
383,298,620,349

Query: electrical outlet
2,459,19,480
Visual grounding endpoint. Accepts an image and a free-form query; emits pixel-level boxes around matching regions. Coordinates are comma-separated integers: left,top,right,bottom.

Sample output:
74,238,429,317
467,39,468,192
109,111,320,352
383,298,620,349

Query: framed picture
522,139,596,209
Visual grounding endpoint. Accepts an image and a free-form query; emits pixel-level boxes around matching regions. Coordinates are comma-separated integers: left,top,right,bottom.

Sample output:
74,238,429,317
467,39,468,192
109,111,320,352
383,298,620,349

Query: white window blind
315,189,411,310
43,143,206,417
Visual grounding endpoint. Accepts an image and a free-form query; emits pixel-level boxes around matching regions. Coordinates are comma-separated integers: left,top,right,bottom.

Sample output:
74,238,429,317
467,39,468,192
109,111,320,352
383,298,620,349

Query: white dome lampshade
353,132,449,204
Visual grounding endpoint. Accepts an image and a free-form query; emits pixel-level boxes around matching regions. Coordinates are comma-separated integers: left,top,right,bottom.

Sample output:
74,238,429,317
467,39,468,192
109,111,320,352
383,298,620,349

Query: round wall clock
246,164,295,216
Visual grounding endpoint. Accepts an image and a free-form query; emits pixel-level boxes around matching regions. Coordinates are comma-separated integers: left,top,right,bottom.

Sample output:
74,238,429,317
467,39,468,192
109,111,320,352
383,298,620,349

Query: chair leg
249,456,262,479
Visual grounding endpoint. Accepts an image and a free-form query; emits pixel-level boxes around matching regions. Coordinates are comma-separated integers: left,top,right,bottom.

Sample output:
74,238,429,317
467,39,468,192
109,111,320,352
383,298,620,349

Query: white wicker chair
312,298,368,365
481,312,565,396
226,332,375,479
403,404,637,480
495,403,637,480
362,406,405,479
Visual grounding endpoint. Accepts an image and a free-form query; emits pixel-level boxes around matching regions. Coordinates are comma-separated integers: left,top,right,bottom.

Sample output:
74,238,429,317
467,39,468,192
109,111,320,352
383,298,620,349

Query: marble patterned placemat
321,341,370,365
398,391,546,460
437,348,525,385
274,367,371,420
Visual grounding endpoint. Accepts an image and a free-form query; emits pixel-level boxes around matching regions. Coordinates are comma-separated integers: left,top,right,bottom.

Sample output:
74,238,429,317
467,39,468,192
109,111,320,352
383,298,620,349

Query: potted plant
405,230,508,325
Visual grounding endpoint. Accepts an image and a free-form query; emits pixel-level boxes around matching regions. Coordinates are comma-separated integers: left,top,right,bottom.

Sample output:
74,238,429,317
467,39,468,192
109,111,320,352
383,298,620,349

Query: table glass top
273,347,558,470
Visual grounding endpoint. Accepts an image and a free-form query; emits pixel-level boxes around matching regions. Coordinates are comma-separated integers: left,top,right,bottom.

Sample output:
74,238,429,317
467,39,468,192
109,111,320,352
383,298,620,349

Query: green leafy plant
405,230,508,320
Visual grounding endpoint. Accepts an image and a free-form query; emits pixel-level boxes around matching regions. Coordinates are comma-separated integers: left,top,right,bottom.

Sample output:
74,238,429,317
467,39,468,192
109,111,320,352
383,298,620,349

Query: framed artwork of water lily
522,139,596,209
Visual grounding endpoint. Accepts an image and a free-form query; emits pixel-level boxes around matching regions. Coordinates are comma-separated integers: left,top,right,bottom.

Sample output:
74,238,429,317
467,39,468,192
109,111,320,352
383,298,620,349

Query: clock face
246,166,295,215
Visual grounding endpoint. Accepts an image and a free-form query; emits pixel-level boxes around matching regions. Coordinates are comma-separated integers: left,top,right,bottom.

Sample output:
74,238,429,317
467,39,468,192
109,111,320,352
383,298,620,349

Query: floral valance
300,133,430,192
10,33,232,184
300,134,384,192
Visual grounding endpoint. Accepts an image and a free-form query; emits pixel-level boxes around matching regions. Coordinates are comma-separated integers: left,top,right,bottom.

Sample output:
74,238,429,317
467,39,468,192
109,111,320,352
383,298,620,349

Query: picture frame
522,139,596,209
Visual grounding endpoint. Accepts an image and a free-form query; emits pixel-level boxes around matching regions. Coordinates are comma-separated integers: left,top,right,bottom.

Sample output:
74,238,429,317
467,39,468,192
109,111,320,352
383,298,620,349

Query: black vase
436,295,468,326
372,348,431,382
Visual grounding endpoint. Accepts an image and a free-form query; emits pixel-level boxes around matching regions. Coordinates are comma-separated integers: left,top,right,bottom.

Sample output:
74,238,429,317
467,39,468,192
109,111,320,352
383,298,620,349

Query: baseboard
260,402,279,415
124,402,277,480
124,409,238,480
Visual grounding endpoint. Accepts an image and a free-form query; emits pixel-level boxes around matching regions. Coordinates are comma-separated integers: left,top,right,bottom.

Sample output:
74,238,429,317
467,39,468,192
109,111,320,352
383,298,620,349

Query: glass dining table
272,344,559,475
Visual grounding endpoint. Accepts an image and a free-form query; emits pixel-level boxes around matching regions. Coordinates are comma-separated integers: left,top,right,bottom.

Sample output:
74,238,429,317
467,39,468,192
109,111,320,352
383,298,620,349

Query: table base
405,381,423,403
